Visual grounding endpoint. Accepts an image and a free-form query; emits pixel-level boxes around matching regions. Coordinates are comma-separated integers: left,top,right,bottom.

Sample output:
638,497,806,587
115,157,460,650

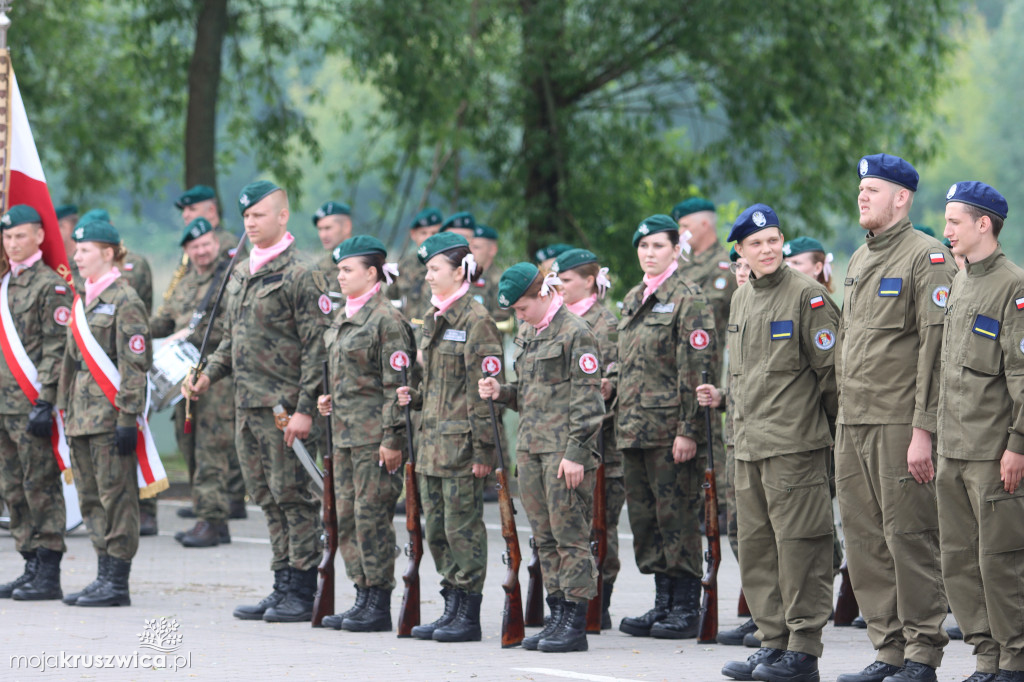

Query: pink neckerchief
345,281,381,319
642,259,678,304
85,267,121,306
534,292,564,333
432,281,470,319
10,250,42,277
249,232,295,275
566,293,597,317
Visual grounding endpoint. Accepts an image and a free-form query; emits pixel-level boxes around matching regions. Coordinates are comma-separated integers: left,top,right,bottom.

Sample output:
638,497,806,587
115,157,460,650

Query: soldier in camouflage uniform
480,262,604,653
535,243,573,272
389,208,442,334
397,231,503,643
316,236,415,633
311,201,353,279
551,248,624,629
468,224,512,325
0,205,70,601
150,218,237,548
185,181,330,624
177,184,246,259
58,218,152,607
607,214,718,640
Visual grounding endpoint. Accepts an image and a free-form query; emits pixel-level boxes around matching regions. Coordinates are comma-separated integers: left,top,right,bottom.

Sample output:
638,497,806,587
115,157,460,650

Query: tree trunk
184,0,229,194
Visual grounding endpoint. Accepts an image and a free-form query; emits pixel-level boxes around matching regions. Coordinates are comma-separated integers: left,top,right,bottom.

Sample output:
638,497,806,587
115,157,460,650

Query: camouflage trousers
518,452,598,602
334,443,404,590
622,446,704,579
419,473,487,594
69,433,139,561
236,407,322,572
603,475,625,586
172,381,237,523
0,414,66,553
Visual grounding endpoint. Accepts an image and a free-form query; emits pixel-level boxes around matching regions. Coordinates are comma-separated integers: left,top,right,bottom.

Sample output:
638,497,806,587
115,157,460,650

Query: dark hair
564,261,601,295
805,251,834,294
438,246,483,283
963,204,1005,238
521,271,545,299
358,253,388,283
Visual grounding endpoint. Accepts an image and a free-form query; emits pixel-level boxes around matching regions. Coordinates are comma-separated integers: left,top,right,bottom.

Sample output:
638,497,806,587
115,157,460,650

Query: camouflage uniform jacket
204,245,330,417
471,274,512,323
579,301,623,477
149,252,231,349
324,288,415,450
409,292,502,476
215,225,244,260
728,264,839,461
611,266,718,448
388,249,431,332
498,305,603,469
0,260,72,412
58,277,151,434
680,242,737,347
121,251,153,316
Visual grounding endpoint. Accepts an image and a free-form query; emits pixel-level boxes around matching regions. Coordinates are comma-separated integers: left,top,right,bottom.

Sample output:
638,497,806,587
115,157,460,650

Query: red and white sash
70,295,168,498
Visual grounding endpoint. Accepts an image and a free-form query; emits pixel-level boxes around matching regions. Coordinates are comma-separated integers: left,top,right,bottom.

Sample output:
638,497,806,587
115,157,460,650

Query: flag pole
0,1,11,275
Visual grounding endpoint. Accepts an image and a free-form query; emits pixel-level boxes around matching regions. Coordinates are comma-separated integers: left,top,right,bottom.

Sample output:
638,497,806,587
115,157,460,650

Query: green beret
670,197,715,221
80,209,111,224
332,235,387,264
551,248,597,274
914,225,935,238
175,185,217,209
534,243,573,263
1,204,42,229
729,246,739,262
498,262,540,308
180,217,214,246
440,211,476,232
55,204,78,220
782,236,825,258
418,231,469,264
632,214,678,247
473,224,499,241
72,218,120,244
238,180,280,216
312,200,351,226
410,207,443,229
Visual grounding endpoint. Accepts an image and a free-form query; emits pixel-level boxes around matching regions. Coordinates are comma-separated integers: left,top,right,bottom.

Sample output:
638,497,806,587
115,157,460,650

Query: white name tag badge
652,302,675,314
443,329,467,342
94,303,116,316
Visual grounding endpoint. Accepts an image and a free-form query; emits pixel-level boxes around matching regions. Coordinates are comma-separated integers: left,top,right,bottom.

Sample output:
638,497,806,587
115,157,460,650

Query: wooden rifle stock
397,366,423,637
524,536,544,627
833,559,859,626
312,362,337,627
585,429,607,634
696,370,721,644
738,588,750,617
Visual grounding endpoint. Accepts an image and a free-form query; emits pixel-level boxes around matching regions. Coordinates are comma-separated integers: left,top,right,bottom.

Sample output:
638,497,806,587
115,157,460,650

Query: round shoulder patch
318,293,333,315
54,306,71,327
714,277,727,290
128,334,146,355
579,352,599,374
932,286,949,308
481,355,502,376
389,350,410,371
814,328,836,351
689,329,710,350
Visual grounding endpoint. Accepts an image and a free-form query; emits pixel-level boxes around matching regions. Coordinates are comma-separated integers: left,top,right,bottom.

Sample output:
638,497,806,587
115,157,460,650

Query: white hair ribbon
678,229,693,262
461,252,477,278
540,271,562,297
822,253,834,282
382,262,400,285
596,267,611,299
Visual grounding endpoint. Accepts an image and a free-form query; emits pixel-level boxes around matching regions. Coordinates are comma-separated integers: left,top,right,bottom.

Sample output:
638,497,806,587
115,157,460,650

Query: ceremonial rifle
696,370,721,644
585,428,607,634
312,362,337,627
397,366,423,637
524,537,544,627
833,558,859,626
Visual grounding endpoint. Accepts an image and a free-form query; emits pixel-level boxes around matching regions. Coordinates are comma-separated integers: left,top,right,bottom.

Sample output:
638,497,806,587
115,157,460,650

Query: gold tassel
139,477,170,499
63,468,73,484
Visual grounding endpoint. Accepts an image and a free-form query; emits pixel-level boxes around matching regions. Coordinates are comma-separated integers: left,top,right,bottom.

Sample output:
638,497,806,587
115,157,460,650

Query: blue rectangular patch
770,320,794,340
973,314,1000,339
878,278,902,297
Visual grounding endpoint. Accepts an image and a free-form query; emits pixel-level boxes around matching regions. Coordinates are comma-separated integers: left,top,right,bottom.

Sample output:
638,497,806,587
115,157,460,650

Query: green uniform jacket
410,292,502,476
388,249,431,331
121,251,153,316
579,300,623,478
938,248,1024,459
58,277,151,434
324,288,415,451
471,274,512,323
498,305,604,468
681,243,737,347
612,266,718,448
204,245,329,417
0,261,72,411
149,252,231,348
836,218,956,431
728,265,839,460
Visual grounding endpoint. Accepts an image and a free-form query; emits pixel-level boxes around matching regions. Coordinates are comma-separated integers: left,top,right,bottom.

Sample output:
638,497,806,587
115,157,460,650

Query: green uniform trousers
622,447,703,579
938,457,1024,673
0,414,66,553
724,442,739,559
70,433,139,561
419,473,487,594
736,449,834,657
173,387,234,523
334,443,404,591
603,475,625,586
835,423,948,668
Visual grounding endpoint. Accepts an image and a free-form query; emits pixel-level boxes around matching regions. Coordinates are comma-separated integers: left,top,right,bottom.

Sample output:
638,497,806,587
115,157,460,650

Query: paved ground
0,499,978,681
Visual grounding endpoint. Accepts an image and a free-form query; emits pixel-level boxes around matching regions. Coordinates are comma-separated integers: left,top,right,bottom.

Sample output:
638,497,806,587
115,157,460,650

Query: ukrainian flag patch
770,320,794,340
973,314,1000,339
878,278,902,297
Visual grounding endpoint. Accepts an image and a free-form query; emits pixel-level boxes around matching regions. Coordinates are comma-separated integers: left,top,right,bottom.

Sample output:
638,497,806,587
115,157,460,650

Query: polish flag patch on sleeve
929,252,945,264
1016,296,1024,311
809,295,824,309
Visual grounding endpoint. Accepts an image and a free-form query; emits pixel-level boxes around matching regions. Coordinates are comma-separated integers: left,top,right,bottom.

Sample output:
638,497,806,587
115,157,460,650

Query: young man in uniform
834,154,956,682
938,181,1024,682
311,200,352,277
177,184,245,259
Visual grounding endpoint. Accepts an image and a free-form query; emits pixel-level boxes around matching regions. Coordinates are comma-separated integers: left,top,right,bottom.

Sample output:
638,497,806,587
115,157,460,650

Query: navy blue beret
945,181,1008,220
728,203,780,243
857,153,919,192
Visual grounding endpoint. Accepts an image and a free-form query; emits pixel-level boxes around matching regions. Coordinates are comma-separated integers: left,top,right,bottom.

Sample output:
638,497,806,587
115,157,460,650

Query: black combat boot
752,649,819,682
538,599,588,653
178,521,220,548
650,576,701,639
601,583,614,630
993,671,1024,682
412,588,459,640
836,661,903,682
342,587,392,632
176,506,196,518
139,510,158,536
433,590,482,642
322,585,368,630
718,618,758,646
0,550,38,598
722,647,784,681
77,557,131,607
881,660,937,682
13,548,62,601
962,672,996,682
619,573,672,636
264,566,317,622
233,568,290,620
523,595,565,650
64,555,110,605
229,500,248,519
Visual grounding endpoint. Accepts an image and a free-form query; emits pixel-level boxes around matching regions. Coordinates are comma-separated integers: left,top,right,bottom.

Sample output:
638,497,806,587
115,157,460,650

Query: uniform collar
749,262,789,290
965,246,1004,277
865,217,913,251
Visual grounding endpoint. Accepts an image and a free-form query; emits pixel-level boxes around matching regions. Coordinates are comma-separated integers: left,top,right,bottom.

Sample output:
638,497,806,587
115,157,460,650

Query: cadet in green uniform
551,248,623,628
184,181,329,624
441,212,511,324
784,236,835,295
150,218,237,548
396,231,503,643
388,207,443,336
480,262,604,652
58,218,152,607
316,236,414,633
608,214,718,640
535,243,573,272
700,204,839,682
937,182,1024,682
312,201,353,280
0,206,70,601
177,184,246,259
834,154,955,682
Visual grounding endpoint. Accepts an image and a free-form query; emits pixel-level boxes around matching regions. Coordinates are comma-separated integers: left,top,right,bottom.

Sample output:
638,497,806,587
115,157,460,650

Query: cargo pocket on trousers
881,469,939,534
765,460,832,540
981,490,1024,554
